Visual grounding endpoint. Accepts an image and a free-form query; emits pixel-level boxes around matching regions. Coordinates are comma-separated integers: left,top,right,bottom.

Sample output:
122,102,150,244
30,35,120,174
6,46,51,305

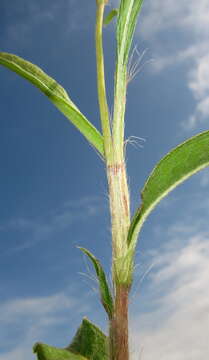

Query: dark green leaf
67,317,108,360
78,247,113,319
0,52,104,156
128,130,209,252
33,318,108,360
33,343,87,360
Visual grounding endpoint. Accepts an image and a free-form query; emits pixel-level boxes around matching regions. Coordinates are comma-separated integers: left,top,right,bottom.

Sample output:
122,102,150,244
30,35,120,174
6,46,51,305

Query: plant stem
95,2,131,359
112,65,127,163
109,284,129,360
107,161,131,360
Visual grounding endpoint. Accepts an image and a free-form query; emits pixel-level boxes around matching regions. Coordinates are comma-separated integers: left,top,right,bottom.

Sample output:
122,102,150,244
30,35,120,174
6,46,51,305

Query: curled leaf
78,247,113,319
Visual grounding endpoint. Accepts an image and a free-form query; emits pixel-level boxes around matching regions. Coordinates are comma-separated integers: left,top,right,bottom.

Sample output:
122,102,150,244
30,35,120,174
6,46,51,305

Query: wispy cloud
0,288,92,360
135,0,209,130
130,225,209,359
140,0,209,40
3,0,94,45
0,196,105,256
186,54,209,129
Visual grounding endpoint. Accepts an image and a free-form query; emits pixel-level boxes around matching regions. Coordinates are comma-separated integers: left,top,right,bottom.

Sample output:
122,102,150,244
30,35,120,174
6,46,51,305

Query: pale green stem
112,62,127,163
95,0,130,285
95,3,131,358
95,0,113,162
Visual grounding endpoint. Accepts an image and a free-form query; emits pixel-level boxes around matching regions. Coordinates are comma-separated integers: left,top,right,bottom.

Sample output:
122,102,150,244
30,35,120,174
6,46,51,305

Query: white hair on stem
126,136,146,148
124,136,146,154
127,46,153,84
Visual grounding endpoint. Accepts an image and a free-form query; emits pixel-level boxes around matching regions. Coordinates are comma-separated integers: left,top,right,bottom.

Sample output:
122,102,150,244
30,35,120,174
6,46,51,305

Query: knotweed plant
1,1,209,359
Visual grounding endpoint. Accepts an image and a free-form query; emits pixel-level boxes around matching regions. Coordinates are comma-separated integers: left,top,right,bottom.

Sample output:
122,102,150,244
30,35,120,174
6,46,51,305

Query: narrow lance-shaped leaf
0,52,104,156
103,9,118,26
128,130,209,252
78,247,113,319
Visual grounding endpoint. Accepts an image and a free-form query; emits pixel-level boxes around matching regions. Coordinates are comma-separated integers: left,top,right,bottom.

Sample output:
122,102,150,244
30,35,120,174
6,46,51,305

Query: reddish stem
109,285,130,360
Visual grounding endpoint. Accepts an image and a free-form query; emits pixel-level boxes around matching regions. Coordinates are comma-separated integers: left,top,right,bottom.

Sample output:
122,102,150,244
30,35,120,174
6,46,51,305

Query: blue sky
1,0,209,359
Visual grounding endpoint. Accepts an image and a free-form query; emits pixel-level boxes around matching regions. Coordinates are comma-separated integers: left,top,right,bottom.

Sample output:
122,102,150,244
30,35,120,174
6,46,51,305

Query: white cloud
188,56,209,99
183,55,209,128
0,293,74,324
130,231,209,360
140,0,209,40
0,287,94,360
0,292,75,360
136,0,209,130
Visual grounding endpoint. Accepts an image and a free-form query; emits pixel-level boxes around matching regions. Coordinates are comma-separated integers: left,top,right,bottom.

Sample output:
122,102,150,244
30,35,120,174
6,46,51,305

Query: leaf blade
128,130,209,251
0,52,104,156
33,343,88,360
103,9,118,26
78,247,113,319
68,317,108,360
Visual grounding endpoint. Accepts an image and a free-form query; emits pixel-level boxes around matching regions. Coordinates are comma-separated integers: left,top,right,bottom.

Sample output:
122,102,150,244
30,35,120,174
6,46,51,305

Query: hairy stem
107,161,131,360
112,66,127,162
95,2,131,359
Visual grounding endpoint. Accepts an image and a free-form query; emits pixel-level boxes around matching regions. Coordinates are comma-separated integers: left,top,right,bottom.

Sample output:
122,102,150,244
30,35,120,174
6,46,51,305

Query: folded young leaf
112,0,144,155
116,0,144,66
0,52,104,156
34,318,108,360
128,130,209,252
103,9,118,26
78,247,113,319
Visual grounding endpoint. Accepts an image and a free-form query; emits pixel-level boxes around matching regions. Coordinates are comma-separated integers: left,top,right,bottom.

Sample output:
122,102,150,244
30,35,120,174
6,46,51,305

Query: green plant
1,0,209,359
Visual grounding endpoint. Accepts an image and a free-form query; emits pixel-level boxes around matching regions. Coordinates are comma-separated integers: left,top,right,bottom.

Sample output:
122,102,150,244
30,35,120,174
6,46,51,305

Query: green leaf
67,317,108,360
116,0,144,66
78,247,113,319
0,52,104,156
103,9,118,26
128,130,209,252
33,343,87,360
33,318,108,360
